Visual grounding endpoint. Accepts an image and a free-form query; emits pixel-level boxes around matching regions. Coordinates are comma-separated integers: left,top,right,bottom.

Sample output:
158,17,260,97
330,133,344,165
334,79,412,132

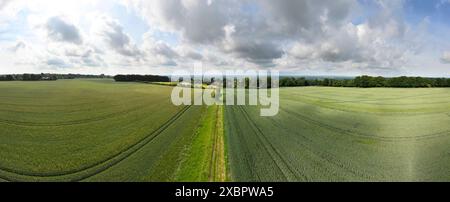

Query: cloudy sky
0,0,449,77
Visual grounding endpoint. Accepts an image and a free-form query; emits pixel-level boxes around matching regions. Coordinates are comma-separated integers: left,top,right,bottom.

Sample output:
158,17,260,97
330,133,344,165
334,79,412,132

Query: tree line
0,73,111,81
113,74,170,82
0,74,57,81
280,75,450,88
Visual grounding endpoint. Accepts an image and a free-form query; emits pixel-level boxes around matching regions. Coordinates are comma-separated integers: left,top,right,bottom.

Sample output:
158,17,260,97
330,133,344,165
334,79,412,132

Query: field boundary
208,105,226,182
208,106,219,181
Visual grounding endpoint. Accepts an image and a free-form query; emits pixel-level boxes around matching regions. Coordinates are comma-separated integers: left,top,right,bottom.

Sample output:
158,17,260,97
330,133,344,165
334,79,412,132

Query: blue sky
405,0,450,23
0,0,449,77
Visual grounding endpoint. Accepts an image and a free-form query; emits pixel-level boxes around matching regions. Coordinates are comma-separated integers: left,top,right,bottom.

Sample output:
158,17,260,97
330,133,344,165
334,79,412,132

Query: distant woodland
0,73,110,81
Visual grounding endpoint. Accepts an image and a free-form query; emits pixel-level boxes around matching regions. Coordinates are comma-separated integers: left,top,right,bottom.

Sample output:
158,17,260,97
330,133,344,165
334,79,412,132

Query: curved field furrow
0,105,191,181
283,96,450,115
237,106,290,181
238,105,308,181
265,113,377,180
0,96,155,114
224,106,262,181
285,90,445,102
280,107,450,141
226,87,450,181
0,102,161,127
349,100,450,106
0,100,109,108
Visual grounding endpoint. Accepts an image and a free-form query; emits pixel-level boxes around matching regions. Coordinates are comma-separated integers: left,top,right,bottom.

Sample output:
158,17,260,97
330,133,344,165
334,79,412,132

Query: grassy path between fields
209,105,226,181
174,105,227,182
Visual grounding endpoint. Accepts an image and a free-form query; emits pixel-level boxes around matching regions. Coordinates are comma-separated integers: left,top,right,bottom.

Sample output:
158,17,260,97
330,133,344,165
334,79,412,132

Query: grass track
174,105,227,182
208,105,226,181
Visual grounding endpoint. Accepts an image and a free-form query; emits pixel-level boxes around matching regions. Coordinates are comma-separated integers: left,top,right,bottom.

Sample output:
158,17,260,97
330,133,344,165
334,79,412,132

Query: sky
0,0,449,77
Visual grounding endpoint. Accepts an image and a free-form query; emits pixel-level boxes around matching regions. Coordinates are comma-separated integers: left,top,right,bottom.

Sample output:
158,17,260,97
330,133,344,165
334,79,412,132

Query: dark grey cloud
46,57,71,68
144,0,234,44
3,0,439,76
141,34,180,66
280,0,414,73
259,0,355,40
64,47,105,67
132,0,356,66
160,59,177,66
226,40,284,66
152,42,178,58
178,1,229,44
46,16,82,44
98,17,141,57
79,54,105,67
220,0,353,66
8,41,26,52
185,51,203,60
116,0,420,74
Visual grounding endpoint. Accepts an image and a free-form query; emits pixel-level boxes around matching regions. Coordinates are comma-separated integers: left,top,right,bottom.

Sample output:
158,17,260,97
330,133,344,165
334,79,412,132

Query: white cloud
124,0,235,44
441,52,450,64
0,0,448,76
124,0,359,67
123,0,417,71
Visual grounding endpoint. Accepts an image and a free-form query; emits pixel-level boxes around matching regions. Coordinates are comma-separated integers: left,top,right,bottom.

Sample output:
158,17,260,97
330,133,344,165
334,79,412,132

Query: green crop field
225,87,450,181
1,80,449,182
0,79,225,182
